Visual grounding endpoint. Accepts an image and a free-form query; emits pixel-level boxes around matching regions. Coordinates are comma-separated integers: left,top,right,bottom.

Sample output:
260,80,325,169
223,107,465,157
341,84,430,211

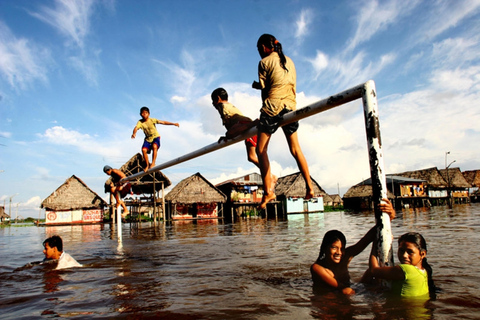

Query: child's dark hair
43,235,63,252
398,232,436,299
257,34,288,71
140,106,150,114
316,230,346,262
211,88,228,102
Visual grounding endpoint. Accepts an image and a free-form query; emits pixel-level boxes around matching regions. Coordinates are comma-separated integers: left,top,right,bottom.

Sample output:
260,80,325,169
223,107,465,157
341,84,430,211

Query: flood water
1,203,480,319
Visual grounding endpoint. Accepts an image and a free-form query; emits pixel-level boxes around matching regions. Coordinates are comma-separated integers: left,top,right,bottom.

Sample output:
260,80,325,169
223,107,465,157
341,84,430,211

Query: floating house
343,184,395,210
104,153,171,221
439,167,471,203
396,167,447,200
41,175,107,225
165,172,226,220
274,172,328,214
0,206,10,222
463,170,480,202
216,172,264,218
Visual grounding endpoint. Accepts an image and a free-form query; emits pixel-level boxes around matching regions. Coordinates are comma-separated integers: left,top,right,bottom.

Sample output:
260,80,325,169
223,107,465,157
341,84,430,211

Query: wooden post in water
362,80,394,267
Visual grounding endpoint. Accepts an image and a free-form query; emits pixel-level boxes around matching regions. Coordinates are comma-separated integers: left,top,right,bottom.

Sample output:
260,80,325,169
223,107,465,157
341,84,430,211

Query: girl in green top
369,232,436,299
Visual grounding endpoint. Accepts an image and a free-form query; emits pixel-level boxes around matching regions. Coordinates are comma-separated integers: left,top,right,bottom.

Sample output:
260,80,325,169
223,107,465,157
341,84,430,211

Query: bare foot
305,189,315,200
150,162,155,169
258,193,276,209
122,211,129,218
144,164,150,172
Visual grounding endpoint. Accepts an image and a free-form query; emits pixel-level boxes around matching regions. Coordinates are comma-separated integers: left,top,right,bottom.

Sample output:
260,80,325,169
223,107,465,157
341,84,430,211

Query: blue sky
1,0,479,218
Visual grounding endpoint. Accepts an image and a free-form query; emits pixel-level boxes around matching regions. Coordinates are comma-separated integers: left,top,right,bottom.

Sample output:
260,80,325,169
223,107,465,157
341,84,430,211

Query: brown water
1,203,480,319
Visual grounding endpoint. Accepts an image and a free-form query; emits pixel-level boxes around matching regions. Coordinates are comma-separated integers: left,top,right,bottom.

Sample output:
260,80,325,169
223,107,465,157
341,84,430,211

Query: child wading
131,106,179,171
369,232,436,299
252,34,314,209
311,199,396,295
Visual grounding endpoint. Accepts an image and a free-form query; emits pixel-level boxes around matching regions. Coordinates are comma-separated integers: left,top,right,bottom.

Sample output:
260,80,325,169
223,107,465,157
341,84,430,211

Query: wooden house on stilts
274,172,329,214
439,167,471,203
165,172,226,220
463,170,480,202
41,175,107,225
104,153,171,221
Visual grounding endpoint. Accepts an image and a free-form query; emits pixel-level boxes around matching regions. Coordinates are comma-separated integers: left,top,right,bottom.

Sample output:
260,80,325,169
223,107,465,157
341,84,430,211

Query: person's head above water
317,230,346,262
43,235,63,260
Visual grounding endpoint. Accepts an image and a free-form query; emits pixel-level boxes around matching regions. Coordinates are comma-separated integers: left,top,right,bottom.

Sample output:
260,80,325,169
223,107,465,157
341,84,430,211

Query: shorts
246,135,257,147
257,109,299,135
119,183,132,198
142,137,161,154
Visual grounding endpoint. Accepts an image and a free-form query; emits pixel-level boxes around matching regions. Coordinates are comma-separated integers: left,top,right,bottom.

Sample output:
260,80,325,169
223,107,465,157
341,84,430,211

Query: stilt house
165,172,226,220
41,175,107,225
439,167,471,203
104,153,171,220
463,170,480,202
274,172,328,213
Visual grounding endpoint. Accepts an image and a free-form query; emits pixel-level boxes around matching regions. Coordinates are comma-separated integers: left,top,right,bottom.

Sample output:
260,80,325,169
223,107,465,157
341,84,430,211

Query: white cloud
0,22,50,90
38,126,123,158
30,0,95,49
346,0,420,52
295,9,314,41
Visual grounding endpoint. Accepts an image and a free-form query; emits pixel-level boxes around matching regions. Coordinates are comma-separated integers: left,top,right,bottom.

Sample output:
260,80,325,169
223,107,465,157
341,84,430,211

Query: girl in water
252,33,314,209
369,232,436,299
311,199,395,295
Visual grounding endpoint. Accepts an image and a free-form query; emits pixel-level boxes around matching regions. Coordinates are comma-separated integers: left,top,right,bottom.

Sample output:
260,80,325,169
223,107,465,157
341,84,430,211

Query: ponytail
423,258,437,300
257,34,289,71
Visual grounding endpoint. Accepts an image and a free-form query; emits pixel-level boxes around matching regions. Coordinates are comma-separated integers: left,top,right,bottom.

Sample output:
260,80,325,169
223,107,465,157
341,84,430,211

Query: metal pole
362,80,393,267
121,82,366,183
116,192,122,242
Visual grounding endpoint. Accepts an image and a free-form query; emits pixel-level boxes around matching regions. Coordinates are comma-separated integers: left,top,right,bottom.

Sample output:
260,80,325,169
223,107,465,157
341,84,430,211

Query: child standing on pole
131,106,179,171
252,34,314,209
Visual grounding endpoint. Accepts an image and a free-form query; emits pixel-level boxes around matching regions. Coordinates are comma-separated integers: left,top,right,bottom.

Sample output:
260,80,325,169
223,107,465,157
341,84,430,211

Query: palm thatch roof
42,175,107,211
396,167,447,188
462,170,480,188
343,184,394,198
439,167,472,188
329,194,343,204
165,172,226,204
104,153,171,194
0,206,9,220
274,172,327,198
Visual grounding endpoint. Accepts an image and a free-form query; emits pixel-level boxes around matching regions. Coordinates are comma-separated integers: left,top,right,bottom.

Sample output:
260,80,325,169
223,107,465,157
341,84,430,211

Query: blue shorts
257,109,299,135
142,137,161,154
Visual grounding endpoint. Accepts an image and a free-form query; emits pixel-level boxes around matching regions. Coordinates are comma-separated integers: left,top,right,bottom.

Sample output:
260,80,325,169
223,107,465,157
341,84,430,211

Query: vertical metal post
116,192,122,242
362,80,394,267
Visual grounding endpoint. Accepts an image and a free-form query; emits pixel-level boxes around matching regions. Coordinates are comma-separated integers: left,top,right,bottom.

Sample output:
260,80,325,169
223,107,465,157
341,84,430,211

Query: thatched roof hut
274,172,328,198
462,170,480,188
42,175,107,211
439,167,472,188
0,206,10,221
343,185,394,199
104,153,171,195
396,167,447,188
165,172,226,204
330,194,344,206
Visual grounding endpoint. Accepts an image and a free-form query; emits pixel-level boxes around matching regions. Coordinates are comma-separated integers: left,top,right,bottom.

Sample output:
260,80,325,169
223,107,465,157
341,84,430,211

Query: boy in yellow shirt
131,106,179,171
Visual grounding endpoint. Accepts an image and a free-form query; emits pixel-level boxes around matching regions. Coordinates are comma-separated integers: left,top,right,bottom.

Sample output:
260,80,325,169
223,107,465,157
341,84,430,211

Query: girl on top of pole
252,33,314,209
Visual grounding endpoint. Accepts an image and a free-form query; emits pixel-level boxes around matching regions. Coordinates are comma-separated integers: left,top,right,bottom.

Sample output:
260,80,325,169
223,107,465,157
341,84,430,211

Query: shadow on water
0,203,480,319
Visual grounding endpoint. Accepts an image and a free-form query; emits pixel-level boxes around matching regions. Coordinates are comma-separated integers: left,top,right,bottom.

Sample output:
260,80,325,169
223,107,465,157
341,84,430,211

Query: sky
1,0,479,219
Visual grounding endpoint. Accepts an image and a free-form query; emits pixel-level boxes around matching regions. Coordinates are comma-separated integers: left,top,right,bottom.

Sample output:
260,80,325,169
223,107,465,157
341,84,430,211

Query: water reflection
0,204,480,319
